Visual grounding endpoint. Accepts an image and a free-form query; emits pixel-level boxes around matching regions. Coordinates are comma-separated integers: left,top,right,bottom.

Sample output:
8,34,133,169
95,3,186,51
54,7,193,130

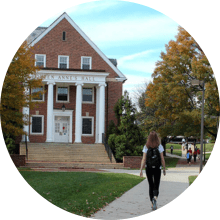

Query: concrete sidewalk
91,166,199,219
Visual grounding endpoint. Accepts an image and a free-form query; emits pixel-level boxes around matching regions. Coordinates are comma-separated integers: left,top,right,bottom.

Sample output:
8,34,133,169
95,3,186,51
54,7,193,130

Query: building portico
25,69,109,144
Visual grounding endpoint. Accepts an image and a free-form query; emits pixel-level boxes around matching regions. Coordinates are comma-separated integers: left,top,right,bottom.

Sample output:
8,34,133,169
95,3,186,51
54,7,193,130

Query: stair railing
102,133,113,163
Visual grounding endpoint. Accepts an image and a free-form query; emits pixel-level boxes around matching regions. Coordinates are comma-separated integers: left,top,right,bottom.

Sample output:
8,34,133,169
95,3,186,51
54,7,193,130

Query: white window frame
35,54,46,67
82,116,94,136
58,55,69,69
82,87,94,104
31,86,44,102
30,115,44,135
81,56,92,70
56,85,70,103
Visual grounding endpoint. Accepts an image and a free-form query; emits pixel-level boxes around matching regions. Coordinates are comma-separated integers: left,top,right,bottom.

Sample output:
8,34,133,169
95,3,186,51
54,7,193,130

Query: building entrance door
54,116,70,143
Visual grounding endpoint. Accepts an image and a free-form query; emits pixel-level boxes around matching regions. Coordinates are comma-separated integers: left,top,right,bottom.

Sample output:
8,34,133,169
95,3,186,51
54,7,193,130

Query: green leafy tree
108,91,145,161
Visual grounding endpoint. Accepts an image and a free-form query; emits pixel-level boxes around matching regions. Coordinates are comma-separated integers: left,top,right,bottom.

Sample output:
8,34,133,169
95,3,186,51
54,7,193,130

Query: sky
39,1,179,97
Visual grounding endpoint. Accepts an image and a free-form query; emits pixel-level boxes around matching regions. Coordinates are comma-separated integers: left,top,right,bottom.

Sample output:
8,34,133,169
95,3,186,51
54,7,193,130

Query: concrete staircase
20,143,124,169
24,161,124,169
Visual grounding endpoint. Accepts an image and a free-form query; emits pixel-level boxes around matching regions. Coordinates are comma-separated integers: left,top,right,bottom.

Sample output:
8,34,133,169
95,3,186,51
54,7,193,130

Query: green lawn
196,143,214,152
164,157,179,168
166,143,182,150
188,175,198,185
166,143,215,152
20,171,144,217
166,149,182,157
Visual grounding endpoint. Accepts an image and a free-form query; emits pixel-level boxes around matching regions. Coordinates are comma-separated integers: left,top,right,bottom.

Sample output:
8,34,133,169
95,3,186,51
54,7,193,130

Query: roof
109,59,117,67
29,12,127,82
27,27,47,44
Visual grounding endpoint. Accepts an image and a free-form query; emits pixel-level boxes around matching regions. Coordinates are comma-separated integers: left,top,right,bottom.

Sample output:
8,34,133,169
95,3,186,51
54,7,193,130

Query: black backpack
146,147,161,168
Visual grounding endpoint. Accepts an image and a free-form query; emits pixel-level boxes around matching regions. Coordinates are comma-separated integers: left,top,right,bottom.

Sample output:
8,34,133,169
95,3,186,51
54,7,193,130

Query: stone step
25,152,108,156
24,151,108,154
25,161,124,169
26,159,110,162
20,143,117,163
21,143,105,147
25,156,110,161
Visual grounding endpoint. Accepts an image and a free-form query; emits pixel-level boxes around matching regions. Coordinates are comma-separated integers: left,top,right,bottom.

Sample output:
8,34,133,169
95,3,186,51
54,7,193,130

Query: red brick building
22,12,127,144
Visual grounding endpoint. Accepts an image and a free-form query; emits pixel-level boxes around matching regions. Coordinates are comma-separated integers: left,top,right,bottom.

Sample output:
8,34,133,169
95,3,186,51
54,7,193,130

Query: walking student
193,149,197,162
170,145,174,154
186,150,191,165
140,131,166,211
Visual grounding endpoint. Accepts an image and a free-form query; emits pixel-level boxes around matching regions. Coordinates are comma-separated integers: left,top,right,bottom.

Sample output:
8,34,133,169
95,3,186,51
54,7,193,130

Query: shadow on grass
19,171,145,217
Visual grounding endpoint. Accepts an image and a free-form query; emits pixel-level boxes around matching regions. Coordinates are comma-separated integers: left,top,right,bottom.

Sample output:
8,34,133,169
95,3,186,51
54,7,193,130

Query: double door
54,116,69,143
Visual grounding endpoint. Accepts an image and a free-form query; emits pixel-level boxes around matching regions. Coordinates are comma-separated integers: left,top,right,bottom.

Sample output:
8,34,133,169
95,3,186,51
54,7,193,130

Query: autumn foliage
1,41,43,141
145,26,219,139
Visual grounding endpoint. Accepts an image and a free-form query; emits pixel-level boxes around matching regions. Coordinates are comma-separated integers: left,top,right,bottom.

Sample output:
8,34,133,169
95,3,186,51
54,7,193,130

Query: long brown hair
146,131,160,149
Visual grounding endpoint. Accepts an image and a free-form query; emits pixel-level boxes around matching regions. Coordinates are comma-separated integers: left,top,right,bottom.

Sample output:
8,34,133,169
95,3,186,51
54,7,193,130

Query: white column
95,85,100,143
98,83,106,143
75,83,84,143
46,82,55,142
22,106,30,142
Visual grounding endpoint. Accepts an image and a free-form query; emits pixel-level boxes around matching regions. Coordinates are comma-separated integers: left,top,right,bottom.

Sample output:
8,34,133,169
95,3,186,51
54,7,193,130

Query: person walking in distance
140,131,166,211
170,145,174,154
193,149,197,162
186,150,191,165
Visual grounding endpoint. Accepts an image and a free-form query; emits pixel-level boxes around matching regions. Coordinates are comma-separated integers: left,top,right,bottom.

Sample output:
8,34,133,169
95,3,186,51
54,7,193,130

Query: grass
205,153,211,160
166,143,182,150
166,142,215,160
196,143,214,152
166,143,215,152
166,149,182,157
19,171,144,217
188,175,198,185
164,157,179,168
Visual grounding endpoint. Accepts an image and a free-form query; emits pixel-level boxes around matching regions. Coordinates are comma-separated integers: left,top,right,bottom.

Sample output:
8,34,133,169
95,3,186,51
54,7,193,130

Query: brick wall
10,154,26,167
29,85,48,143
106,81,122,127
123,156,142,169
27,17,124,144
32,18,119,78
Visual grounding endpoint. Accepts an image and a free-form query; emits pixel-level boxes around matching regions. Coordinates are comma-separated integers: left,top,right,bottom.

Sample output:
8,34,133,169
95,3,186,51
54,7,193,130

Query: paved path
91,166,199,219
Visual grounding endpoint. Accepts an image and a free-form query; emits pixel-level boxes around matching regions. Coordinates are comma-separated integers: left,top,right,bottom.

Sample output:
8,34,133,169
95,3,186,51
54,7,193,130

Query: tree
0,41,44,153
108,91,145,161
145,26,219,140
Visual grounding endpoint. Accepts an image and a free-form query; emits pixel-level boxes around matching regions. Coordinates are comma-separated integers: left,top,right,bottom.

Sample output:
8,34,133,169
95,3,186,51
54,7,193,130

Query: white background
0,0,220,219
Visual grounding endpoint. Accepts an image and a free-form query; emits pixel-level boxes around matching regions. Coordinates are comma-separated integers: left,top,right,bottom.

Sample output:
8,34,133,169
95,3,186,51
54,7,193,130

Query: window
81,57,92,70
82,88,93,103
62,31,66,41
58,56,69,69
55,122,60,133
57,86,69,102
31,116,44,135
82,117,94,136
31,86,44,101
35,54,46,67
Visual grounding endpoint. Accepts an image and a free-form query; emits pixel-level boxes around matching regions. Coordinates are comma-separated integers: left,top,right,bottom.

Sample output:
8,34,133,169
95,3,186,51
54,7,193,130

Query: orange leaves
1,40,43,137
